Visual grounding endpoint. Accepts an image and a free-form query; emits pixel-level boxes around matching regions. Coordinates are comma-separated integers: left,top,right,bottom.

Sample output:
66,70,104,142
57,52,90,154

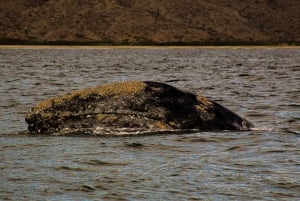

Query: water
1,46,299,200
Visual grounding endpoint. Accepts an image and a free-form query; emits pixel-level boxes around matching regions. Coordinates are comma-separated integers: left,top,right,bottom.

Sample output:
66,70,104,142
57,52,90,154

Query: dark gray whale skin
25,81,253,135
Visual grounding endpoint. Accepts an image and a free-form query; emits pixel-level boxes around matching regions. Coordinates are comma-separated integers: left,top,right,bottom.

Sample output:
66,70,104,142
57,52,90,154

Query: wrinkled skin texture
25,81,253,135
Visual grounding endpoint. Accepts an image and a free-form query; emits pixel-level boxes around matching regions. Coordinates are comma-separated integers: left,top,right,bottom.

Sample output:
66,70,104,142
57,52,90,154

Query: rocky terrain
1,0,299,45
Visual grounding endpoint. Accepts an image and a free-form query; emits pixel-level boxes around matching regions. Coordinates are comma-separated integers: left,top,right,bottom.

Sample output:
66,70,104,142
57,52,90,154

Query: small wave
250,127,273,131
65,185,96,192
283,129,300,135
76,159,132,166
250,127,300,135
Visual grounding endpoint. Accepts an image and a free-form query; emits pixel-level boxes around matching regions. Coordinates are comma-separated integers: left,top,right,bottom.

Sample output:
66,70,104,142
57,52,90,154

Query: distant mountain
0,0,299,45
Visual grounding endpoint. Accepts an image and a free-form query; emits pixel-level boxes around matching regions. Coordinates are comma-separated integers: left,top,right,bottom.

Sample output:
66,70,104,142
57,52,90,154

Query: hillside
0,0,299,45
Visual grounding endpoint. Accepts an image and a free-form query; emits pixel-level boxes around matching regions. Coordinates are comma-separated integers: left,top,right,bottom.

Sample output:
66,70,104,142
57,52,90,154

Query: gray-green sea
1,46,299,200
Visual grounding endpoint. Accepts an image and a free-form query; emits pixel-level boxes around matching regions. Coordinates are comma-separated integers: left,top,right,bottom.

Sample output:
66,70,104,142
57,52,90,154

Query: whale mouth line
49,127,193,136
28,111,253,135
36,126,253,136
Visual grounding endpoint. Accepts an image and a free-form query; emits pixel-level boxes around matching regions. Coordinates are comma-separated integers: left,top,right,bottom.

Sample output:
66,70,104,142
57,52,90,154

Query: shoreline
0,44,299,49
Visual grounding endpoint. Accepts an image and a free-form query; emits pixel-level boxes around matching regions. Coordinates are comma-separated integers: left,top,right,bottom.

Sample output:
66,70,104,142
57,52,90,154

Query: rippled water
1,46,299,200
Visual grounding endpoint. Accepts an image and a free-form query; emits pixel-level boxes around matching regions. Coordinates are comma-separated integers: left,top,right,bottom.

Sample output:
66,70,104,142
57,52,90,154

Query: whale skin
25,81,253,135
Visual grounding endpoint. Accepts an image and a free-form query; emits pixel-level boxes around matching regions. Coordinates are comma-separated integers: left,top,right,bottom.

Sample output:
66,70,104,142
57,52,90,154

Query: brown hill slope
0,0,299,45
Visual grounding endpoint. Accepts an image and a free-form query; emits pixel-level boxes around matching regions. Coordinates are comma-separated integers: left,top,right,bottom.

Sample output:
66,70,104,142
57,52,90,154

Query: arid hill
0,0,299,45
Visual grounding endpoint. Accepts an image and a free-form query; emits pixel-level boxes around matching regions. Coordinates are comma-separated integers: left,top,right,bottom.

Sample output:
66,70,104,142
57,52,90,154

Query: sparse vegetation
1,0,299,45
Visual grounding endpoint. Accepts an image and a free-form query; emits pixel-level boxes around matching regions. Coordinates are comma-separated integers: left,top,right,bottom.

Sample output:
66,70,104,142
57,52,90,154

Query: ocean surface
0,46,299,200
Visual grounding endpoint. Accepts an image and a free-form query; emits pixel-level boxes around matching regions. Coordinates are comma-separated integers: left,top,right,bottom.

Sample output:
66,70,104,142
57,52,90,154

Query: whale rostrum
25,81,253,135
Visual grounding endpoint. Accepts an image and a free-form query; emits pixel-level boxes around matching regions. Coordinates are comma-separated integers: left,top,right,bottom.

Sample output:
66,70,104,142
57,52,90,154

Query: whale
25,81,253,135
